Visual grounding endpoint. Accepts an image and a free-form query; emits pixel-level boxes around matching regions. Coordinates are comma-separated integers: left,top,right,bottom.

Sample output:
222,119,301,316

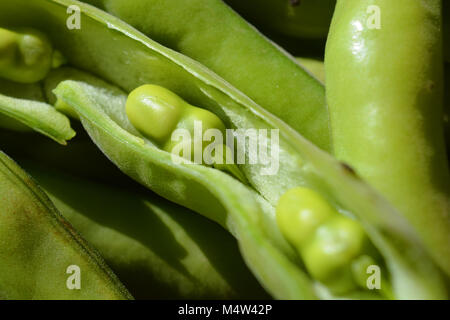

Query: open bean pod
0,0,447,299
0,151,132,299
19,159,268,299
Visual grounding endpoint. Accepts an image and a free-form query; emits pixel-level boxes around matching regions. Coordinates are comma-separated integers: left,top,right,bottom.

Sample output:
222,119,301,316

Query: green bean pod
0,66,75,144
2,0,447,299
0,151,131,299
325,0,450,275
81,0,332,152
19,160,268,299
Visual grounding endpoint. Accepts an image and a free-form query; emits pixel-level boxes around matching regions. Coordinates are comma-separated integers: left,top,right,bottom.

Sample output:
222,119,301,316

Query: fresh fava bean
293,57,450,153
224,0,336,39
0,34,75,144
0,151,132,299
81,0,331,152
277,187,389,296
55,78,447,299
3,0,447,299
325,0,450,275
0,28,64,83
126,85,246,182
20,160,268,299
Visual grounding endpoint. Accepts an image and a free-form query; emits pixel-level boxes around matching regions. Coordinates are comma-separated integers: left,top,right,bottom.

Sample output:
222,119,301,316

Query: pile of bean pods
0,0,449,300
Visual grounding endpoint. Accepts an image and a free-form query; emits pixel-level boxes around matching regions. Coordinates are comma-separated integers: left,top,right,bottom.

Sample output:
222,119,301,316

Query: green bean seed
276,187,378,294
0,28,64,83
126,84,245,182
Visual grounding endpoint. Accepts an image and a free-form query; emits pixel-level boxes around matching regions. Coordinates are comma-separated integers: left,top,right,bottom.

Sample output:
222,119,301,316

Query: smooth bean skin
326,0,450,275
126,84,245,182
276,187,378,295
0,151,131,300
126,85,225,146
81,0,331,152
0,28,63,83
225,0,336,39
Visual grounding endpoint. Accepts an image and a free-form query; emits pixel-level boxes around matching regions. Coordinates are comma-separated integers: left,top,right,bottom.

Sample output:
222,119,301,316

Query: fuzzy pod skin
325,0,450,275
0,151,132,300
20,160,268,299
81,0,332,152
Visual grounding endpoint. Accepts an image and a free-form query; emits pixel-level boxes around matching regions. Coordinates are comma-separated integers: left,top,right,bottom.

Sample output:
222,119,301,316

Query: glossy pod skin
1,0,447,299
81,0,332,152
19,160,268,299
0,151,131,299
325,0,450,275
224,0,336,39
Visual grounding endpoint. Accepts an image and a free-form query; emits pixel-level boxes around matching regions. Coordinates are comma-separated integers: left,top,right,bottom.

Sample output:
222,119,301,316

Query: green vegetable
126,84,246,182
0,92,75,144
276,187,385,296
325,0,450,275
0,27,64,83
0,151,131,299
1,0,447,300
81,0,332,151
19,160,268,299
54,72,446,299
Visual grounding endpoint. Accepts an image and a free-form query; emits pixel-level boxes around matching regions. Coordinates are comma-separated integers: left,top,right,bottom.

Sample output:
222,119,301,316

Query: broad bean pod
325,0,450,275
0,151,131,299
81,0,332,152
19,159,268,299
0,0,447,299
